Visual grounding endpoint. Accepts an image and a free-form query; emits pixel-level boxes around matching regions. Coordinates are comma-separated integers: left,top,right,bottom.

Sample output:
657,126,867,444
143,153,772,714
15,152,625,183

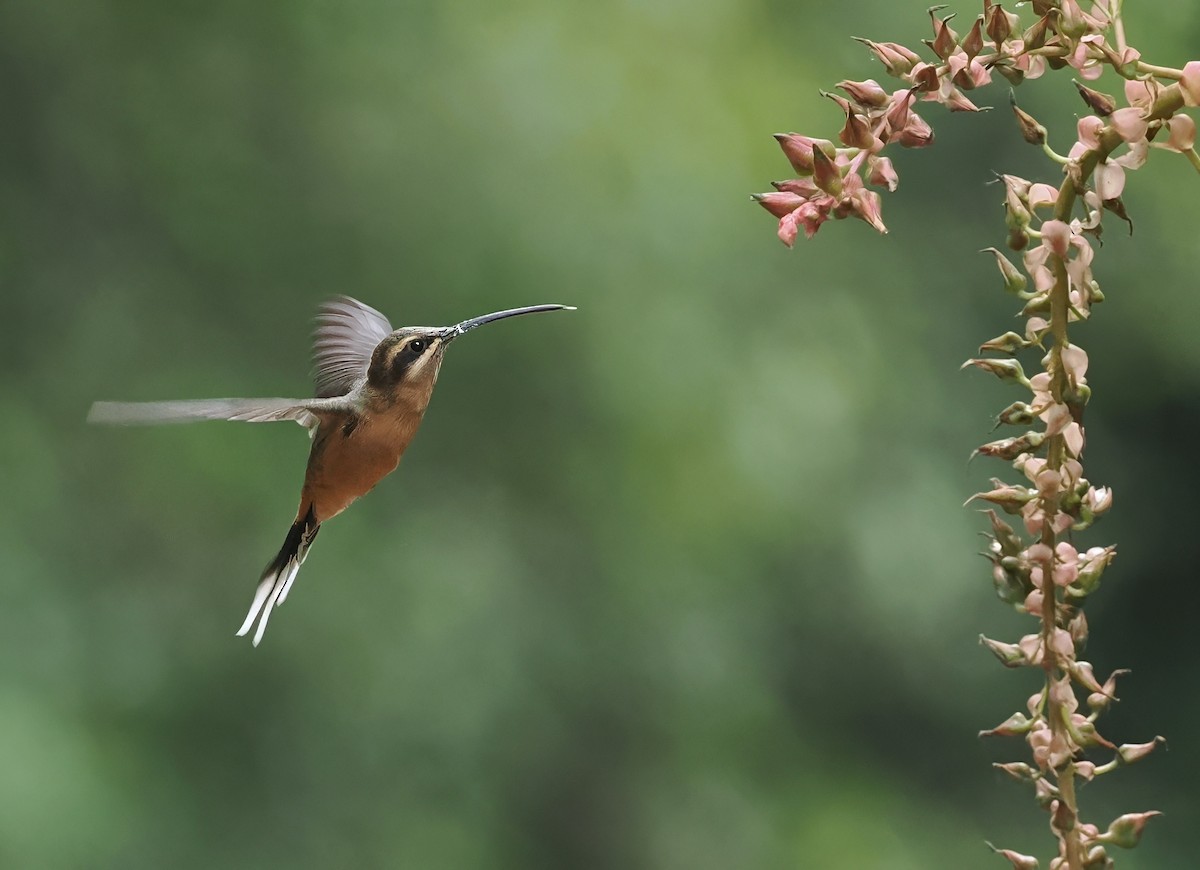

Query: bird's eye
409,339,427,354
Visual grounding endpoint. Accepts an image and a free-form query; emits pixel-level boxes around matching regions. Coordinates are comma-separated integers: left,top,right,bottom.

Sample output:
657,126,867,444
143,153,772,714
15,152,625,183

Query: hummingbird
89,296,574,646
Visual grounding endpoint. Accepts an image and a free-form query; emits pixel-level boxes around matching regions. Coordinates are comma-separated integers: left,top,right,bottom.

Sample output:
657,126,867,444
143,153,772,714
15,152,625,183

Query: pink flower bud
979,247,1028,295
979,711,1034,737
810,143,842,196
1028,723,1053,769
1011,98,1047,144
1074,81,1116,116
1100,667,1130,699
977,431,1045,461
773,134,835,176
771,178,820,197
751,191,806,219
928,9,959,59
986,5,1017,44
962,17,984,60
1181,60,1200,107
987,844,1039,870
1071,660,1104,693
1099,811,1162,849
979,331,1028,354
969,482,1037,515
961,357,1031,386
1059,0,1090,38
1117,736,1166,765
1076,545,1116,594
836,103,877,151
993,761,1038,783
837,78,888,107
854,39,922,78
981,634,1031,667
1022,12,1052,50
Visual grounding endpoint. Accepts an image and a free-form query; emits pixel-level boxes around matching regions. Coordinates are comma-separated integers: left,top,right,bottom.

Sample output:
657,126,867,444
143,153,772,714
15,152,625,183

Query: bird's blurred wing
312,296,393,398
88,397,350,431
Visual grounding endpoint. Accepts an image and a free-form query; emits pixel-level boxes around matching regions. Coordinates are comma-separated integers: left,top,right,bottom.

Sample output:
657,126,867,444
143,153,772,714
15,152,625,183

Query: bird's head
367,304,574,396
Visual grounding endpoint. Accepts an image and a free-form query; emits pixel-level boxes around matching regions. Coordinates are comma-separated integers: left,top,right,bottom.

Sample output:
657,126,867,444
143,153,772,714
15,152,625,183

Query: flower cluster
754,0,1200,247
754,2,1200,867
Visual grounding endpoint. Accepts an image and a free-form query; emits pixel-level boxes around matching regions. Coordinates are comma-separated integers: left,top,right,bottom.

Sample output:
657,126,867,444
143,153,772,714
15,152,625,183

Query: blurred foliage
3,1,1199,867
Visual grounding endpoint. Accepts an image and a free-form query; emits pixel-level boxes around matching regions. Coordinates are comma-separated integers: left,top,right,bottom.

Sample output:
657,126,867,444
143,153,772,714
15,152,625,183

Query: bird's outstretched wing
311,296,393,398
87,397,342,430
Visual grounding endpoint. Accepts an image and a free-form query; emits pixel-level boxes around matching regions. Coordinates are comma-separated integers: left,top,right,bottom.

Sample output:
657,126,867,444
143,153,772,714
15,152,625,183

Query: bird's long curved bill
447,304,575,339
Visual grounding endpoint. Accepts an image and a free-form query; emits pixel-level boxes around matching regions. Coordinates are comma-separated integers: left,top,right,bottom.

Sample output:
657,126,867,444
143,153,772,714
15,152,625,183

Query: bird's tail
237,504,321,646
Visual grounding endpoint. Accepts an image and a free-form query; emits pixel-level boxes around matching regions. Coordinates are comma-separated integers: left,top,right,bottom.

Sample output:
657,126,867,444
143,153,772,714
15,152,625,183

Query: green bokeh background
3,2,1198,867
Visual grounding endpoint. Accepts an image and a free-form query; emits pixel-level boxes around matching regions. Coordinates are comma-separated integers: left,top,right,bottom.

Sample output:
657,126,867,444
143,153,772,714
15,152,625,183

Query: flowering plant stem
754,2,1196,866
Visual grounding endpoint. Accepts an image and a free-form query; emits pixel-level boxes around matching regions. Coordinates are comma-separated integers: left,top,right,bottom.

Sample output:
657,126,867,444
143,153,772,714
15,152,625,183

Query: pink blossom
1181,60,1200,107
1061,343,1089,384
1124,78,1158,108
1063,422,1085,457
1041,403,1072,437
867,155,898,191
1113,139,1148,170
1109,106,1149,143
1013,50,1046,81
1076,115,1105,149
1084,486,1113,515
1061,458,1083,491
1023,588,1045,617
1050,627,1075,657
1093,159,1126,199
1165,114,1196,152
1035,467,1062,496
1027,183,1058,210
1020,455,1048,483
1068,35,1106,80
1025,317,1049,342
1041,220,1072,257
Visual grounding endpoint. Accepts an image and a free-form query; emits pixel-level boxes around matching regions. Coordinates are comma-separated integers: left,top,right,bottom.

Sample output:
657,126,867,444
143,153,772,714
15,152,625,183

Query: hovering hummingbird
89,296,574,646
